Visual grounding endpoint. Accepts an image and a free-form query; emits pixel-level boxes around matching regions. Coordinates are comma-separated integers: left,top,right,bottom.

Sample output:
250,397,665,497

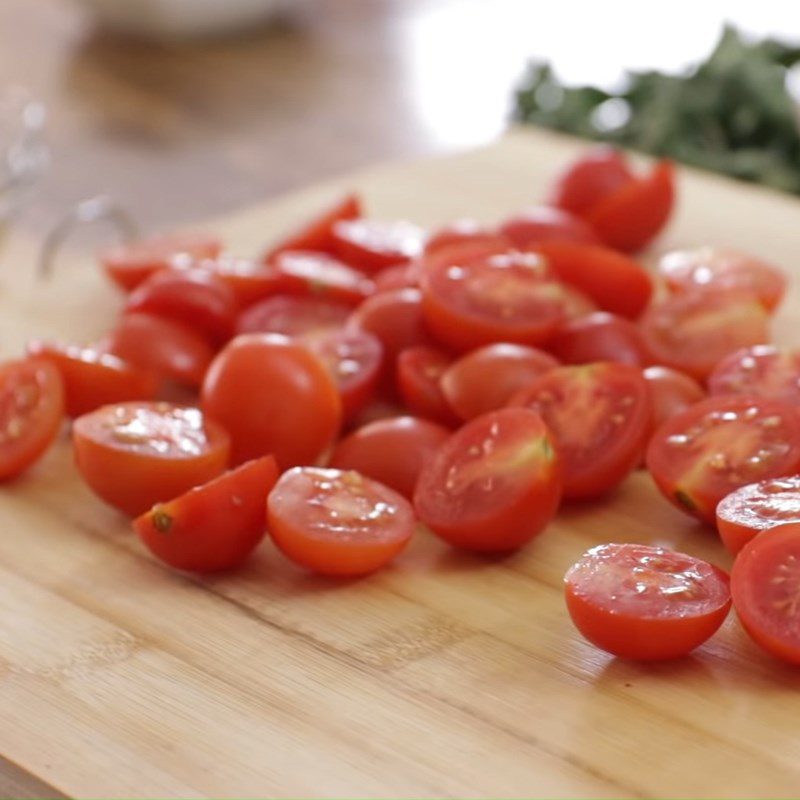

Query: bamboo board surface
1,127,800,800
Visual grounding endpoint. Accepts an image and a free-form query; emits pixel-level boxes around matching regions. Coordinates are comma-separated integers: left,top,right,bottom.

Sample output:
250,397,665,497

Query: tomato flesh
236,295,352,339
331,219,426,273
192,256,289,310
395,346,458,426
546,312,650,366
708,345,800,407
499,206,599,248
272,250,375,306
642,365,705,433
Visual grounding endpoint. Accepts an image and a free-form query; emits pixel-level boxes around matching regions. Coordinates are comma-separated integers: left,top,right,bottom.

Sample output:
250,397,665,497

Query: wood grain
2,127,800,799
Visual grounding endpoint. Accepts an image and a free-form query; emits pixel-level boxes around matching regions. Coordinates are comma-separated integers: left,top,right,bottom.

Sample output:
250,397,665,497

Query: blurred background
1,0,798,233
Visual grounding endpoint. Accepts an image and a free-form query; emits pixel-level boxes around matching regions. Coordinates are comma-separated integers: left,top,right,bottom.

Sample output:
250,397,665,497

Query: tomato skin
546,312,650,366
0,359,64,481
424,221,507,255
499,206,600,248
201,334,341,469
134,455,279,572
331,219,426,273
372,262,422,294
565,543,731,661
272,250,375,307
267,467,415,577
73,402,231,517
236,295,352,339
440,343,558,422
708,345,800,407
550,147,634,216
328,416,451,499
395,346,458,426
642,365,705,431
27,341,158,418
414,408,563,552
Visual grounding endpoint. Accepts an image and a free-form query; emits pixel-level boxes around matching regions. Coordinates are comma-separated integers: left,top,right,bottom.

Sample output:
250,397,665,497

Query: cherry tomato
708,345,800,407
414,408,562,552
372,262,422,293
531,241,652,320
263,193,361,261
201,334,341,468
329,416,450,500
73,402,230,516
646,395,800,524
192,255,289,310
510,363,650,499
134,455,279,572
716,477,800,556
546,312,650,366
331,219,426,273
499,206,600,248
272,250,375,306
565,543,731,661
27,341,158,418
549,147,634,216
424,221,507,255
658,248,786,313
0,359,64,481
267,467,415,576
642,365,705,431
560,285,599,320
236,295,352,339
101,231,222,292
440,343,558,422
395,346,458,426
106,312,215,388
640,290,771,381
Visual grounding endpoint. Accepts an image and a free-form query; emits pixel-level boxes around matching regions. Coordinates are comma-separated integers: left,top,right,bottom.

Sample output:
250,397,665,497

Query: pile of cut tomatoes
4,146,800,666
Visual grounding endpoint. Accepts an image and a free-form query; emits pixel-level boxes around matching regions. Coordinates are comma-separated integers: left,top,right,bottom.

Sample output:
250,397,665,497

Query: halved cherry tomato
414,407,562,552
642,365,705,431
27,341,158,418
499,206,600,248
372,262,422,293
640,290,771,381
101,231,222,292
106,312,215,388
708,345,800,406
331,219,426,273
546,312,650,366
510,363,650,499
263,193,361,262
192,256,289,310
134,455,279,572
395,346,458,426
560,285,599,321
424,221,507,255
646,395,800,524
440,343,558,422
658,248,786,313
531,241,652,320
272,250,375,306
73,402,230,516
565,543,731,661
236,295,352,339
267,467,415,576
0,359,64,481
201,334,341,468
716,476,800,556
329,416,450,499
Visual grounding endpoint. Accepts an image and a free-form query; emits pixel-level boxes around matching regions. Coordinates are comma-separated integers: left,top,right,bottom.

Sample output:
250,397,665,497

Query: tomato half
565,543,731,661
236,295,352,339
192,255,289,310
134,455,279,572
546,312,650,366
509,363,650,499
267,467,415,576
708,345,800,407
646,395,800,524
395,346,458,426
716,477,800,556
642,365,705,432
0,359,64,481
272,250,375,307
424,221,507,255
331,219,426,273
73,402,230,516
372,262,422,293
499,206,600,248
414,408,562,551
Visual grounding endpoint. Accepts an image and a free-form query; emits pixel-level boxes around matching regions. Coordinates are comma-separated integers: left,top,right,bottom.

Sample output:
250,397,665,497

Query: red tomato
716,476,800,556
106,312,214,388
531,241,652,320
0,359,64,481
329,416,450,499
395,346,458,426
134,455,279,572
372,262,422,293
731,523,800,664
272,250,375,307
565,543,731,661
125,268,237,344
708,345,800,407
192,255,289,310
560,285,599,321
26,341,158,418
640,290,771,381
424,220,507,255
263,193,361,261
331,219,426,273
101,231,222,292
642,365,705,431
236,295,352,339
510,363,650,499
414,408,562,552
646,395,800,524
499,206,600,248
201,334,341,468
546,312,650,366
440,343,558,422
549,147,634,216
73,402,230,516
267,467,415,576
658,248,786,313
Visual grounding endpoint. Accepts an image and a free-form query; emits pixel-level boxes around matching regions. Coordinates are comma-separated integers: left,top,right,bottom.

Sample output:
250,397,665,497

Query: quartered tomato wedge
267,467,415,576
73,402,230,516
134,455,279,572
509,363,651,499
716,476,800,556
646,395,800,525
236,295,352,339
642,365,705,432
395,346,457,426
546,312,650,366
414,407,562,552
499,206,599,248
331,219,426,273
272,250,375,306
708,345,800,407
565,543,731,661
424,220,507,255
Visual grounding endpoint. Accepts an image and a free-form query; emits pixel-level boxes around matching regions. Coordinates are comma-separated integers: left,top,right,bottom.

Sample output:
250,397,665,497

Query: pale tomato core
0,369,43,445
102,404,210,457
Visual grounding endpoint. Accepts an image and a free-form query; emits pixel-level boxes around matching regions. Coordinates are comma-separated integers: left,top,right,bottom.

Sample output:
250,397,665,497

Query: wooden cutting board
2,127,800,800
